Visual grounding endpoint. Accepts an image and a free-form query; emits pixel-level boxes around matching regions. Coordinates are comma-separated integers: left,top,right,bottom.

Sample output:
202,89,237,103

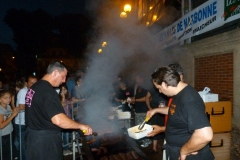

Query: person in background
111,74,122,106
14,75,37,160
59,83,73,156
71,76,86,104
76,68,86,79
128,75,150,120
0,90,20,160
71,76,86,121
66,71,75,98
169,63,184,82
114,79,133,112
128,74,151,147
147,66,214,160
25,61,92,160
9,78,26,109
146,87,168,154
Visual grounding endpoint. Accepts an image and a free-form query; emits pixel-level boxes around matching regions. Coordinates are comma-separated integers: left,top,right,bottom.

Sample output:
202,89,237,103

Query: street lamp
152,15,157,22
102,42,107,47
98,49,102,54
120,12,127,18
124,4,131,12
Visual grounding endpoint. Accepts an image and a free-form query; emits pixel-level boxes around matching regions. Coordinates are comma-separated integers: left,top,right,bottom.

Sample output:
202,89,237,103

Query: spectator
14,75,37,160
9,78,26,109
66,71,75,98
0,90,20,160
71,76,86,121
59,83,73,156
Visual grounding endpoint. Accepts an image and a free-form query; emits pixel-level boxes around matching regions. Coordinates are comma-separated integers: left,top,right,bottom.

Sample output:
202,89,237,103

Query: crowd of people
0,60,215,160
0,61,92,160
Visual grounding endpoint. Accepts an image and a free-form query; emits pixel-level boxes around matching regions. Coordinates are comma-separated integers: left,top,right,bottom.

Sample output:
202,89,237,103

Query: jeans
14,124,26,160
0,134,12,160
62,130,72,150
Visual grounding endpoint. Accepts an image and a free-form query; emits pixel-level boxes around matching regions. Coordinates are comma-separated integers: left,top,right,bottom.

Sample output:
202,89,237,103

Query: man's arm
180,126,213,159
147,125,166,137
146,106,169,118
51,113,92,135
145,92,152,110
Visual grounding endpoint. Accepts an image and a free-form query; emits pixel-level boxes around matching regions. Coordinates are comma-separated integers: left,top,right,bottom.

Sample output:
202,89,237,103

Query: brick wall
195,53,233,103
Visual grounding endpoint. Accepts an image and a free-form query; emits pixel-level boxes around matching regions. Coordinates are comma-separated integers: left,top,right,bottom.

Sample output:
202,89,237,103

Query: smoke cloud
77,0,192,133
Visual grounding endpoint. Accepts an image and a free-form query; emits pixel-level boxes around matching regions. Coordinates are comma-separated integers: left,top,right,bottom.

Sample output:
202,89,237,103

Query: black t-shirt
134,86,148,113
115,87,133,101
166,85,214,159
25,80,65,131
115,87,133,111
149,87,168,109
148,87,168,139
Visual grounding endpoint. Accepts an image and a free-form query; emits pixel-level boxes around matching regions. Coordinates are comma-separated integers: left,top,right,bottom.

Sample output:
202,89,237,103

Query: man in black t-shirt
114,79,133,111
25,61,92,160
146,67,214,160
146,87,168,153
128,75,149,124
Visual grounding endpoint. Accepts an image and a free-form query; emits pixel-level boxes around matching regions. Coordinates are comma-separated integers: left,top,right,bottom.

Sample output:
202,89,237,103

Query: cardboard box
205,101,232,133
199,93,219,102
210,132,230,160
117,111,131,119
127,124,153,139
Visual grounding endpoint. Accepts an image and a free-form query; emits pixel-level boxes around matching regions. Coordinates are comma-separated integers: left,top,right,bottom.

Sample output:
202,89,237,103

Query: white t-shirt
15,87,28,125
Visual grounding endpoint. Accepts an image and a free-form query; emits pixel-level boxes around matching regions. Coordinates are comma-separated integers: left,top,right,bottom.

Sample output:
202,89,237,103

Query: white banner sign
157,0,240,48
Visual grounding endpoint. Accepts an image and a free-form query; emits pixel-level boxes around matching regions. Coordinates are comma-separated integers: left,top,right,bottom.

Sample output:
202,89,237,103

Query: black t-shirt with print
25,80,65,131
115,87,133,111
166,85,214,159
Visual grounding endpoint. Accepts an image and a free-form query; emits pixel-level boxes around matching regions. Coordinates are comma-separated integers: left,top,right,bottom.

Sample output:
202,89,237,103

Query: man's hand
146,109,157,119
128,97,135,104
179,126,213,160
178,152,198,160
80,124,92,135
146,125,165,137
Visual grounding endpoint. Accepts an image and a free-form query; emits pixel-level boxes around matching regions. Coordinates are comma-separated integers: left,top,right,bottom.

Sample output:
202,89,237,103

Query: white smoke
78,0,192,132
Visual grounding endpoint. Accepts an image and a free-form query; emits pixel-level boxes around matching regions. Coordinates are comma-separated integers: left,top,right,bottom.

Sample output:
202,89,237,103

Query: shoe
63,150,72,156
141,142,149,148
144,139,152,145
68,150,73,155
148,149,158,154
63,150,69,156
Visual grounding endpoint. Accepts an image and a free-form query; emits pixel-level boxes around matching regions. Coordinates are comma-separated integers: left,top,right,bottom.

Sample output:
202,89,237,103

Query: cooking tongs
138,117,150,130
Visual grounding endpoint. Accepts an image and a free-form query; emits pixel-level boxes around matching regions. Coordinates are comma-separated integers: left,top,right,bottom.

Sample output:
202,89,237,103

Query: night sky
0,0,87,49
